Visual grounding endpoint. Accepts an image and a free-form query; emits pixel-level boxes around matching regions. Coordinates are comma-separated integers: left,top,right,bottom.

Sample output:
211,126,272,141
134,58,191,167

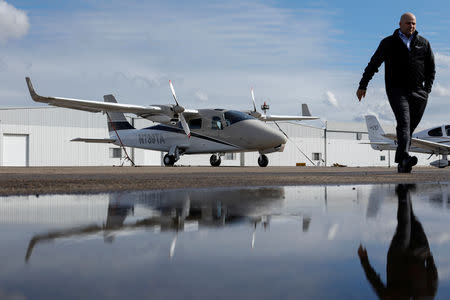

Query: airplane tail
103,95,135,133
302,104,311,116
364,115,391,150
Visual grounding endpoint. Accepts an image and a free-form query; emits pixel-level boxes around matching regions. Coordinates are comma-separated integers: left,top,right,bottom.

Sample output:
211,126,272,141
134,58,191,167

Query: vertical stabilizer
365,115,391,150
301,104,311,116
104,94,135,132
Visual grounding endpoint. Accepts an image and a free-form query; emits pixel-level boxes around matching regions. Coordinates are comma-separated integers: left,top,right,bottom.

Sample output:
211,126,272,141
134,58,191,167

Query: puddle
1,184,450,299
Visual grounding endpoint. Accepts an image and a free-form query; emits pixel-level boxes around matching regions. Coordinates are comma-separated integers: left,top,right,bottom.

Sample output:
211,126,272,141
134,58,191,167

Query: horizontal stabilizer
71,138,116,143
359,142,392,145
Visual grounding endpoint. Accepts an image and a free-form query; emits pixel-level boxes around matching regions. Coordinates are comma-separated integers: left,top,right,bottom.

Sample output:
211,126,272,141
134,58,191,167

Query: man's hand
356,89,366,101
358,244,368,260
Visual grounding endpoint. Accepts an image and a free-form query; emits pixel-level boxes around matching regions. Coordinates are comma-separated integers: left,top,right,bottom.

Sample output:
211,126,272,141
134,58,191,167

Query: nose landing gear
163,154,176,166
258,154,268,167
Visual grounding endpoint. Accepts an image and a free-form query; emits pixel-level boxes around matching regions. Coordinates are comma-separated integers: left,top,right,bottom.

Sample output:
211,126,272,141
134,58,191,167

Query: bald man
357,13,435,173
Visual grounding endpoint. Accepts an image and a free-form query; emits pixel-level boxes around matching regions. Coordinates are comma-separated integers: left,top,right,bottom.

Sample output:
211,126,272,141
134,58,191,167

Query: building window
312,152,322,161
110,148,122,158
225,153,236,160
380,155,385,161
356,132,362,140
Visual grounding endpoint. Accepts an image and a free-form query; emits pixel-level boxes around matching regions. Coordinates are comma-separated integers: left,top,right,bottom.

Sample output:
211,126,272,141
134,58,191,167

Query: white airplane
26,77,318,167
365,115,450,168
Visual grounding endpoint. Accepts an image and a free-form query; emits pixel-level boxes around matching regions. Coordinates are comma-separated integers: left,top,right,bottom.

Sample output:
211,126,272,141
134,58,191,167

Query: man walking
357,12,435,173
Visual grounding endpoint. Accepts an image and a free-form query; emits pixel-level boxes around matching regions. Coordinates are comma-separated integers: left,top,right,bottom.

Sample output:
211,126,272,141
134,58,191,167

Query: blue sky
1,0,450,126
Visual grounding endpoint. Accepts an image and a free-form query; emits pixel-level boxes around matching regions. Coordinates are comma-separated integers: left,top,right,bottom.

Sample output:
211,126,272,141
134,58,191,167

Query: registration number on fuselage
138,133,166,144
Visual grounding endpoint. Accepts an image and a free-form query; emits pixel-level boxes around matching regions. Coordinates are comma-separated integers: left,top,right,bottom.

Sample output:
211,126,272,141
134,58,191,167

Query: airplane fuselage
110,109,287,155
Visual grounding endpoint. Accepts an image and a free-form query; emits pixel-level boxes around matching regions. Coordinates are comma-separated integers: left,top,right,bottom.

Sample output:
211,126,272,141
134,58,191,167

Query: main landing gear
210,154,222,167
258,154,268,167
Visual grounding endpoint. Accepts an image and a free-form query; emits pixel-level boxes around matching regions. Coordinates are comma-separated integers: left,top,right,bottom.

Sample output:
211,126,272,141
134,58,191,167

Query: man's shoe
408,156,418,167
397,156,417,173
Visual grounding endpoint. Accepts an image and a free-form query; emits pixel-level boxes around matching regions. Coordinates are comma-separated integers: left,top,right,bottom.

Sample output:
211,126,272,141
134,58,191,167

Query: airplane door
210,116,223,137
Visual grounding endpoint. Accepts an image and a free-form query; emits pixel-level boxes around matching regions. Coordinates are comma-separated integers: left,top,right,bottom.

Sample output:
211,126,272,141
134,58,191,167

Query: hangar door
3,134,29,166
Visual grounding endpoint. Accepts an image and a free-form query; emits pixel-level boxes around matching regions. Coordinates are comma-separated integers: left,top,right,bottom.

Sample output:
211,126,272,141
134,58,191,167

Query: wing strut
106,112,136,167
274,122,316,166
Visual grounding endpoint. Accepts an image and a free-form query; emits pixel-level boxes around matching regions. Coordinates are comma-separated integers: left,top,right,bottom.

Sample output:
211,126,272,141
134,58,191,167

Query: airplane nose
264,126,287,148
275,130,287,145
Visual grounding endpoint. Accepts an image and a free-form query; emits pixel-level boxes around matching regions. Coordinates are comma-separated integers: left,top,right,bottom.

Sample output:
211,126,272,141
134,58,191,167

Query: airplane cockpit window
189,118,202,129
224,110,255,125
211,116,223,130
445,125,450,136
428,127,443,137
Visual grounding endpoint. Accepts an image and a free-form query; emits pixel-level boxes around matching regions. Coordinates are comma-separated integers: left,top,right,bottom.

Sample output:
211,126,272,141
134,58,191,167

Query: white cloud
433,83,450,97
0,0,29,42
435,52,450,68
324,91,338,107
194,90,208,102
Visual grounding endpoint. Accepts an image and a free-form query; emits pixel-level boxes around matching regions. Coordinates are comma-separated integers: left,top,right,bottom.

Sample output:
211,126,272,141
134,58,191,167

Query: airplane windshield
428,127,443,137
224,110,255,125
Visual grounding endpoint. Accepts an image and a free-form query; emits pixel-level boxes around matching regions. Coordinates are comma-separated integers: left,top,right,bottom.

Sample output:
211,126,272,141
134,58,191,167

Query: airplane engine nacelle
149,115,173,124
430,159,450,168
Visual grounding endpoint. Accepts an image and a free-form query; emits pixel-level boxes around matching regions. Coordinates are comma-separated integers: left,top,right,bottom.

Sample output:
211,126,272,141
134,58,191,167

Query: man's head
399,12,416,37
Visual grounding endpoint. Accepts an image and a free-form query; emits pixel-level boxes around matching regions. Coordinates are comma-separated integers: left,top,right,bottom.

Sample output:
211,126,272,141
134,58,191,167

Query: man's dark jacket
359,29,435,95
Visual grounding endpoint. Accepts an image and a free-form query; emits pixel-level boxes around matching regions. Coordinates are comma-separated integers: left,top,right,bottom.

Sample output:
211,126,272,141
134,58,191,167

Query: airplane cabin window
428,127,443,137
189,118,202,129
224,110,255,125
211,116,223,130
446,125,450,136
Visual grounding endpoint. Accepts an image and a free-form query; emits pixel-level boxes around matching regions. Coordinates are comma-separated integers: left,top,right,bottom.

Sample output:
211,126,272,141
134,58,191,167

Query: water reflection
25,187,286,261
358,184,438,299
2,184,450,299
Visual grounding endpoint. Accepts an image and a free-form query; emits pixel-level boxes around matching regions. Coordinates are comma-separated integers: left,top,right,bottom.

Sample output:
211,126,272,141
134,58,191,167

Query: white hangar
0,106,432,168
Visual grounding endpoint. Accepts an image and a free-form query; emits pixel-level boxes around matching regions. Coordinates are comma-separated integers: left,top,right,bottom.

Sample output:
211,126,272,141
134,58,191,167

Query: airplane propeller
169,80,191,138
249,88,262,118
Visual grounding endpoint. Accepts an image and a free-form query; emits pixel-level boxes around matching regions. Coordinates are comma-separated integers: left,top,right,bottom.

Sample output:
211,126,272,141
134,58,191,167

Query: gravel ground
0,166,449,196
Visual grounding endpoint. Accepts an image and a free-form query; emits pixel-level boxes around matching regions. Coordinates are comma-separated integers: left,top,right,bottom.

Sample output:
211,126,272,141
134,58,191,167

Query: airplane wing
71,138,117,143
259,115,319,121
383,133,450,154
26,77,200,121
359,142,393,145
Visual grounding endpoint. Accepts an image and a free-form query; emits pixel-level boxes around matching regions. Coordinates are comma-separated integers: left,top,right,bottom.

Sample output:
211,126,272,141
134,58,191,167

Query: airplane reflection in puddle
358,184,439,299
25,187,294,262
17,183,450,266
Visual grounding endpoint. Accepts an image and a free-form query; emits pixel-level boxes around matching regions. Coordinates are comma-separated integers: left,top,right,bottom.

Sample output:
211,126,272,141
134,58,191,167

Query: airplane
365,115,450,168
25,77,318,167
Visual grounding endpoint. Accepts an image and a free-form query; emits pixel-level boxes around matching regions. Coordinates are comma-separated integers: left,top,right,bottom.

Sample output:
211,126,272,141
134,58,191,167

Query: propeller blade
179,113,191,138
251,88,257,112
169,80,180,106
169,234,177,259
249,88,261,118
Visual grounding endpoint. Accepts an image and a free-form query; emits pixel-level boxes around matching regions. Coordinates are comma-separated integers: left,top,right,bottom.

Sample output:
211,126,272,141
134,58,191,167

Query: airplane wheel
163,154,175,166
258,154,269,167
210,154,221,167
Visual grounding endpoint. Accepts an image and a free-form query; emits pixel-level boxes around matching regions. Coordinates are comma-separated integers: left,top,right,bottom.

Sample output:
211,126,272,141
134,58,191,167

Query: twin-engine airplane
26,77,318,167
365,115,450,168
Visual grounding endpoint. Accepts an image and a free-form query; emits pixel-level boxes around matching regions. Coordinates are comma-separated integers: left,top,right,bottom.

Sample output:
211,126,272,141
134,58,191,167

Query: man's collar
394,28,418,38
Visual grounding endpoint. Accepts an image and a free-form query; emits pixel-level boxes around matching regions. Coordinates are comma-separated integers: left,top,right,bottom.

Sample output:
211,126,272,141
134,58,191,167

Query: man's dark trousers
387,88,428,163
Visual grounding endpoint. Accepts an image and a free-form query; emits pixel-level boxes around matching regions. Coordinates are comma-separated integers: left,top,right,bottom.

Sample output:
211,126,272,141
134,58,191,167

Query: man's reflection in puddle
358,184,438,299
